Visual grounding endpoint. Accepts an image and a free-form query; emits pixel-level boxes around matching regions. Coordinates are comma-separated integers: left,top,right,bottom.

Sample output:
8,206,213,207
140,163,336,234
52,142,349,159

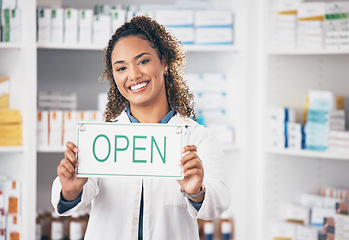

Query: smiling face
111,35,168,112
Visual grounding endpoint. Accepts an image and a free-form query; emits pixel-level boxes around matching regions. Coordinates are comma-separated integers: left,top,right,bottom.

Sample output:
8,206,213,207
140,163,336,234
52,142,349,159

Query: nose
128,63,142,81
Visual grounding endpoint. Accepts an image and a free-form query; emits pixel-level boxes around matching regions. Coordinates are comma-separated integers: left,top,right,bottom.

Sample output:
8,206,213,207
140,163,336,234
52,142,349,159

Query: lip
128,81,150,92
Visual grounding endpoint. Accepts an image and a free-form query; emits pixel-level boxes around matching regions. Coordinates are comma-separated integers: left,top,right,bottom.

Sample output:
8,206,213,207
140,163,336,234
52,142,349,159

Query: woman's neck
129,103,170,123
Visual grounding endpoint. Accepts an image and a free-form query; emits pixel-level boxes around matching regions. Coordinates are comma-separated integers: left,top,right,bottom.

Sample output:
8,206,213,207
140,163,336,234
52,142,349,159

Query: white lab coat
51,110,230,240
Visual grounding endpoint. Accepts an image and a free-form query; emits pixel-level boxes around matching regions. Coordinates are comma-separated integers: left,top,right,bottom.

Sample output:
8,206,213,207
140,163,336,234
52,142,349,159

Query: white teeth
130,82,147,91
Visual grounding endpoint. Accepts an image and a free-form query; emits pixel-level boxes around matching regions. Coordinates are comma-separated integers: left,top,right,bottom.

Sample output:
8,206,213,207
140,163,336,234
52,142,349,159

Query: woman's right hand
57,142,88,201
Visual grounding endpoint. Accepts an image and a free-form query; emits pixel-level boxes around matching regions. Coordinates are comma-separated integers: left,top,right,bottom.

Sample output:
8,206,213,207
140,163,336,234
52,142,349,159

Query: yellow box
0,110,22,124
0,125,22,138
0,138,22,146
0,94,9,109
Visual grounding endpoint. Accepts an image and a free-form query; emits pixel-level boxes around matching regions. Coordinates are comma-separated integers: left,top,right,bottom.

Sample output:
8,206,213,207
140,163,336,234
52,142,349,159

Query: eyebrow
113,52,151,66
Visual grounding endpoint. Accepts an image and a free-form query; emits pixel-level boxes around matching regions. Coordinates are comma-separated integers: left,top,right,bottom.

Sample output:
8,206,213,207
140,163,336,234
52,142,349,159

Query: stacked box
324,2,349,50
305,90,335,151
38,91,77,110
0,109,22,146
297,2,326,49
194,10,234,45
269,107,295,148
155,10,195,45
328,130,349,154
270,0,302,49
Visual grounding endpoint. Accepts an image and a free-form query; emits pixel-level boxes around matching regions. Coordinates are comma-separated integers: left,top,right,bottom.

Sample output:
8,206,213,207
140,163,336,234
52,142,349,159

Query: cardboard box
154,10,194,27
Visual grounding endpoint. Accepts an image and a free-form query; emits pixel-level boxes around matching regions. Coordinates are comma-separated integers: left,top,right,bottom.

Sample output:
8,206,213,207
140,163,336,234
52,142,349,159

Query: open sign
76,122,184,178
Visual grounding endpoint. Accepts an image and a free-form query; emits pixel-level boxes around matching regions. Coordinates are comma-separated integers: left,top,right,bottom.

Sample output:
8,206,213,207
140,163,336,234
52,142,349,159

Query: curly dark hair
102,16,196,122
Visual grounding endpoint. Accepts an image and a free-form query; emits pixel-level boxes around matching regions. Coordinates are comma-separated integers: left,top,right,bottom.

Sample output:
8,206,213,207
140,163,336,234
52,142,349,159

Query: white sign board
76,122,184,179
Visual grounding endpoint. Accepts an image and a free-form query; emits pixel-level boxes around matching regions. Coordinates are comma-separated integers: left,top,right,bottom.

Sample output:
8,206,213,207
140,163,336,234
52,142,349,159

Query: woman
51,16,230,240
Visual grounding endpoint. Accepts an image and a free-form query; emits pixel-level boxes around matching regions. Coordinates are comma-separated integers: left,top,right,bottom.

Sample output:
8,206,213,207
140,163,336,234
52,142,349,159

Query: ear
162,60,168,75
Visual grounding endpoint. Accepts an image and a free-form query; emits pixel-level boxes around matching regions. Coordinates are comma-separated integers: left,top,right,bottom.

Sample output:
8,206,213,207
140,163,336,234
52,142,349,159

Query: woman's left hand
177,145,205,203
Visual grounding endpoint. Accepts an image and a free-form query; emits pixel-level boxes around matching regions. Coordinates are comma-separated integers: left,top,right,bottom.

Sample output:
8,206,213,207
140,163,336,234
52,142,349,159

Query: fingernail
178,161,182,166
74,148,79,152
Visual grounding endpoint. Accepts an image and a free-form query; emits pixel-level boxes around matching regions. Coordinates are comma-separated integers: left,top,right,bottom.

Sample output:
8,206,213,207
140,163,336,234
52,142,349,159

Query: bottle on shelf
219,211,234,240
36,213,41,240
50,211,64,240
69,212,83,240
203,220,215,240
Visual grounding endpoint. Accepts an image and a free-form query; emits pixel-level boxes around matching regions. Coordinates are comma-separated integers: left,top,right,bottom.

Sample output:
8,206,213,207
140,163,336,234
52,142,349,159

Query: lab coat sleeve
185,127,231,219
51,176,99,216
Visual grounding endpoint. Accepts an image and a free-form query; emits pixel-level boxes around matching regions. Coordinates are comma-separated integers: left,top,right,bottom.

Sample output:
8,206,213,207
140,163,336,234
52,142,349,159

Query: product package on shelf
0,109,22,146
297,2,325,49
1,8,20,43
64,8,78,44
324,2,349,50
37,110,103,150
0,177,21,240
78,9,93,44
185,73,235,146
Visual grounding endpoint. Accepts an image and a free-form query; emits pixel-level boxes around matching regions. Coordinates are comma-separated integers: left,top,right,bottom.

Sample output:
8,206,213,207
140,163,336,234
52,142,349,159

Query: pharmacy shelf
0,42,22,49
266,147,349,161
37,42,238,52
268,48,349,56
0,146,24,153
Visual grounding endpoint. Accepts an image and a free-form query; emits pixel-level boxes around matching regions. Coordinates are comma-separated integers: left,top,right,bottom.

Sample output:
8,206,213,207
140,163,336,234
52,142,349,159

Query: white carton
6,214,20,240
166,27,194,44
195,27,234,45
9,9,20,43
50,8,64,43
194,10,233,27
37,8,51,43
63,111,76,144
92,15,111,45
49,111,63,148
154,10,194,27
37,111,49,149
110,9,126,33
1,0,16,9
78,9,93,44
64,8,78,44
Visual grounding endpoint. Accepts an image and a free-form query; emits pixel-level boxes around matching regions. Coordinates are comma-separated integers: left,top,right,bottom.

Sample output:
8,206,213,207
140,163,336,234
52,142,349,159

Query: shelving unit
250,1,349,240
0,0,37,239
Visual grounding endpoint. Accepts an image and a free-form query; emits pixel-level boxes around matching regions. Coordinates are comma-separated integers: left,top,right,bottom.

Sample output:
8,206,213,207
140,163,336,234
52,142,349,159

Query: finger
183,168,203,178
66,142,79,153
64,149,79,167
182,158,203,173
57,164,75,179
182,145,197,153
180,151,199,166
60,159,76,176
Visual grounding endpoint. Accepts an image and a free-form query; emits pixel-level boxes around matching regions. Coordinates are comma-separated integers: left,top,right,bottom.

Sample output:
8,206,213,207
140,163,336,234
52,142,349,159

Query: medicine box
92,14,111,44
64,8,78,44
154,10,194,27
37,8,51,43
50,8,64,43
